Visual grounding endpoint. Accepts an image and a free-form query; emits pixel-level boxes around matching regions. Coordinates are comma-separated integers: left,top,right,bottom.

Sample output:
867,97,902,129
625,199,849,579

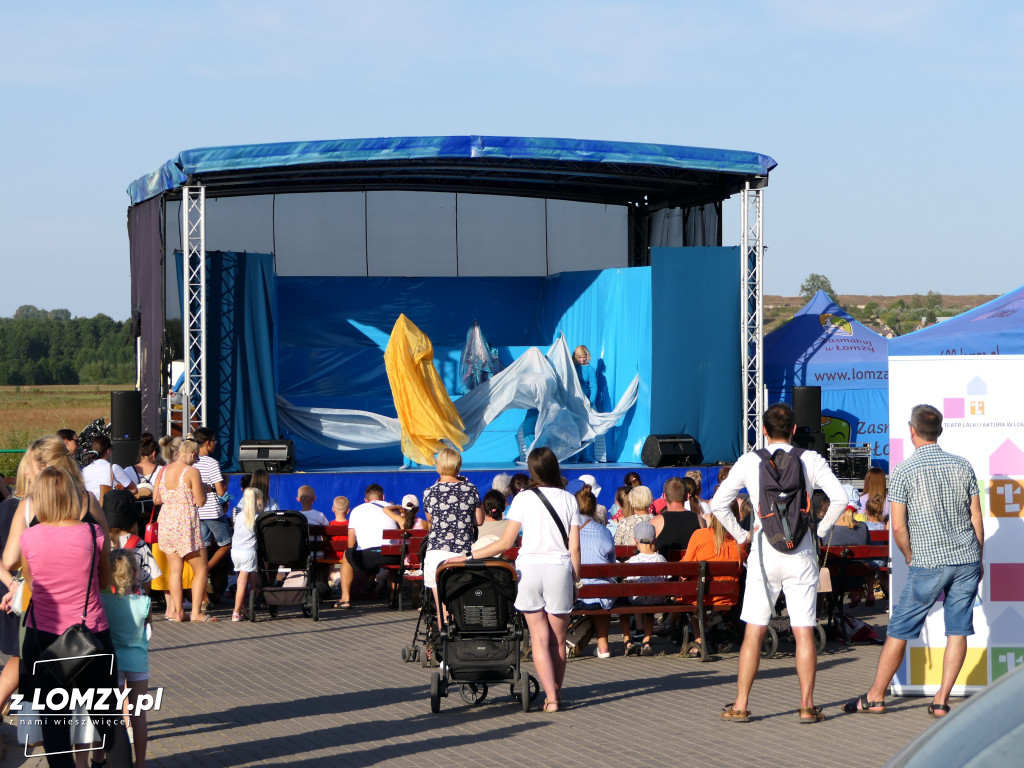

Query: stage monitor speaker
641,434,703,468
792,431,827,460
239,440,295,473
111,439,140,469
110,390,142,441
792,386,821,432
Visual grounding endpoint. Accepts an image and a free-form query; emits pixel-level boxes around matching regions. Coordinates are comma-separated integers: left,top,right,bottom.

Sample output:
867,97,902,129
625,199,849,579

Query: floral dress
157,468,204,557
424,480,481,556
614,513,653,546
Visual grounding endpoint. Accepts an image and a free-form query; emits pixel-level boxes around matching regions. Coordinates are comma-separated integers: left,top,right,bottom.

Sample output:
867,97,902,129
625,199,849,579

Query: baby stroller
428,559,539,713
402,538,439,667
249,511,320,622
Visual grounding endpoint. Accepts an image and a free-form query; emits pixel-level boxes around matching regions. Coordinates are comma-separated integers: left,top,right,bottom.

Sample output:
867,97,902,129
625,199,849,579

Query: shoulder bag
32,523,105,685
530,488,569,549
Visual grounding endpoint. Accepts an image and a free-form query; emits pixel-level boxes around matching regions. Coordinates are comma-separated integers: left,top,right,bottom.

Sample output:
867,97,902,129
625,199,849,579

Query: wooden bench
310,524,349,566
820,543,890,631
382,529,430,610
574,560,743,661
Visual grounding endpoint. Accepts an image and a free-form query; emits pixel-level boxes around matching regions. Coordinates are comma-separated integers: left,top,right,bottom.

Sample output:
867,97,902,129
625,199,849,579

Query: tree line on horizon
0,305,134,385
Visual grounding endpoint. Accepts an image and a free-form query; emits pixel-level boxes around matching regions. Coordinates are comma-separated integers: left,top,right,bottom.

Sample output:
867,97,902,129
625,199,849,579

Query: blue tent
764,290,890,470
889,285,1024,356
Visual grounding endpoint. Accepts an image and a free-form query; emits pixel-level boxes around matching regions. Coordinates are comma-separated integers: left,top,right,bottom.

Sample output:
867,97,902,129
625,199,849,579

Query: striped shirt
888,443,980,568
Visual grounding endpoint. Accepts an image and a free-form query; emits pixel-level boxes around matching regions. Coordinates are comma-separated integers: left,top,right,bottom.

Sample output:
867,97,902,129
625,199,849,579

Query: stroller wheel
519,667,531,713
268,606,278,619
459,683,488,706
312,593,320,622
401,646,411,662
302,605,311,617
247,590,256,622
760,625,779,659
814,623,827,654
430,671,443,714
716,639,735,654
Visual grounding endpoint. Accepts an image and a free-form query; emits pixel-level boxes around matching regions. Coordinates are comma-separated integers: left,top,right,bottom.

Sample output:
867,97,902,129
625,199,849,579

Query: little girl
231,487,262,621
99,548,152,768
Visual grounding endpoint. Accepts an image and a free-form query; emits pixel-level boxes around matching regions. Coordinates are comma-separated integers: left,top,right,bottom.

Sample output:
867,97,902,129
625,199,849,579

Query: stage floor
225,463,721,514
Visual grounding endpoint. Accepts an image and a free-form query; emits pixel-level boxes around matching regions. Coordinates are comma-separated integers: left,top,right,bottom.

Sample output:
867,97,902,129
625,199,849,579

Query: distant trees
799,273,836,301
0,306,134,385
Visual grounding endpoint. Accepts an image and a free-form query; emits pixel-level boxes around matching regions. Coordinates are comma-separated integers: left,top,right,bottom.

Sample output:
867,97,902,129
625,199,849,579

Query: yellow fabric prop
384,314,468,465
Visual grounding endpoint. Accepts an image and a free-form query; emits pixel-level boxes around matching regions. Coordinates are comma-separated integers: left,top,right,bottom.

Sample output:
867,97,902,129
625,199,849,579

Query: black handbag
32,523,105,685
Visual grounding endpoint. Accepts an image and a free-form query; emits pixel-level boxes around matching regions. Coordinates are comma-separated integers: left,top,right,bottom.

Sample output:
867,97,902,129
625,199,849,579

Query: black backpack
755,447,812,553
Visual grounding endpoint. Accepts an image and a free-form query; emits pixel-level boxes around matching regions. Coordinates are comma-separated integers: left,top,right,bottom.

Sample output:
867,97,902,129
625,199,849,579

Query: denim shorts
200,515,232,547
887,563,981,640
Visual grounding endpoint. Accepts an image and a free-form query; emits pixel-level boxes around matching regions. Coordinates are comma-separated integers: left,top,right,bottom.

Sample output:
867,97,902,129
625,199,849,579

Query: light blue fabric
128,136,777,205
889,284,1024,356
579,520,616,610
764,290,891,470
99,593,150,674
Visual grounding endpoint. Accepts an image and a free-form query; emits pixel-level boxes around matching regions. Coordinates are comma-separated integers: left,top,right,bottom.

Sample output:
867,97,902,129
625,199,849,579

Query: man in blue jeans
844,404,984,718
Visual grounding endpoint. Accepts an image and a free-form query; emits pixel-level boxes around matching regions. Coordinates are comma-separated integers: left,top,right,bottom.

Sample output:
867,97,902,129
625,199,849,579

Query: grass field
0,385,126,475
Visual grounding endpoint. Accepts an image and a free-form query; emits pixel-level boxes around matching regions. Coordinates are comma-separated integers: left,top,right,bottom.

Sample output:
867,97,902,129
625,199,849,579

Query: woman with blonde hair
153,438,215,622
682,513,747,655
18,465,133,765
613,485,653,546
421,448,483,624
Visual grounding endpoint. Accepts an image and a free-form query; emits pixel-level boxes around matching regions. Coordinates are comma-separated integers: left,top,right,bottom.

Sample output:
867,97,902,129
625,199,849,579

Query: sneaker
596,650,611,659
231,612,244,622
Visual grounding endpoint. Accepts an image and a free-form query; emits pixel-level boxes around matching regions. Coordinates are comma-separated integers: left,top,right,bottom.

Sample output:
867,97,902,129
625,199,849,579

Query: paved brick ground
5,599,951,767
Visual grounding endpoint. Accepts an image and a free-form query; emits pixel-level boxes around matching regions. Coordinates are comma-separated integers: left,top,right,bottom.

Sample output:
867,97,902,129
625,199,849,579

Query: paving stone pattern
8,603,948,767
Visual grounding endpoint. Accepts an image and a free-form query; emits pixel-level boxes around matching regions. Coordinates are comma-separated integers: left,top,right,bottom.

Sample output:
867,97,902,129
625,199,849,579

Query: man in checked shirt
843,404,984,718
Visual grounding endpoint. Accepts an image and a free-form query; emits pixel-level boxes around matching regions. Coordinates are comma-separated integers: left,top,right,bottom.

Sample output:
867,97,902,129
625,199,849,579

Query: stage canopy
129,135,777,206
889,285,1024,356
764,290,890,470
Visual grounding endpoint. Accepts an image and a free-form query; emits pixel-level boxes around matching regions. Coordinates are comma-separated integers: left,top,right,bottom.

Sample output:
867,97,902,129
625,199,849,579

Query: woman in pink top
18,465,132,767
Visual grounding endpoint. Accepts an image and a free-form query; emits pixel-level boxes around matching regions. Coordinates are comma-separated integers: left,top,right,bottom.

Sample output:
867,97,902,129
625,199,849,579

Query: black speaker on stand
792,386,822,432
110,390,142,441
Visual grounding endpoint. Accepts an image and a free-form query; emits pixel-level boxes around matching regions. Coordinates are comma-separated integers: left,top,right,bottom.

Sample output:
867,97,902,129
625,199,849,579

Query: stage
224,463,722,515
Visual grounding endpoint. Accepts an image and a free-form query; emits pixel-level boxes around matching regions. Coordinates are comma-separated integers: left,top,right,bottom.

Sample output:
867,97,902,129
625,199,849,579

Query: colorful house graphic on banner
989,440,1024,518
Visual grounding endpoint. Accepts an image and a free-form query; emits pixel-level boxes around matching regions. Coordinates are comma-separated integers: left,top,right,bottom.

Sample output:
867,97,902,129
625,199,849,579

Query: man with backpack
711,402,849,723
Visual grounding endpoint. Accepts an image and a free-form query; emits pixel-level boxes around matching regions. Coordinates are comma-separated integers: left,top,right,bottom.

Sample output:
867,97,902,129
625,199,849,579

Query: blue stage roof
127,135,777,206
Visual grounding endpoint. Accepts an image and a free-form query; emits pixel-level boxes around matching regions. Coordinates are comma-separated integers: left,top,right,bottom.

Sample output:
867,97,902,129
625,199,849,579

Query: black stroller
248,511,320,622
428,559,539,713
403,538,439,667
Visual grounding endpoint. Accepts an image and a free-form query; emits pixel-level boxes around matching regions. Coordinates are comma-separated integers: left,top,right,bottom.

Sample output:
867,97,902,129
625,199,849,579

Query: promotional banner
888,354,1024,695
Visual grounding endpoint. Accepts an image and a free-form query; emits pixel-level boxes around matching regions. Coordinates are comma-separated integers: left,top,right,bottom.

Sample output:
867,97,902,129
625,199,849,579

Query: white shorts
515,562,574,615
424,549,462,590
741,546,820,627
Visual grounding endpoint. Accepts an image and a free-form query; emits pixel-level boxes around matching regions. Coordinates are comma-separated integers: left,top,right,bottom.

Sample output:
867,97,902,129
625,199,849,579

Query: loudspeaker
110,390,142,441
111,439,140,469
792,386,821,432
239,440,295,473
792,431,827,459
640,434,703,468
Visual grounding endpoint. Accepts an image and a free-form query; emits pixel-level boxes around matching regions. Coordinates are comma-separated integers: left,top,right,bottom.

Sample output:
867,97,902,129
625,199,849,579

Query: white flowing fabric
277,336,639,462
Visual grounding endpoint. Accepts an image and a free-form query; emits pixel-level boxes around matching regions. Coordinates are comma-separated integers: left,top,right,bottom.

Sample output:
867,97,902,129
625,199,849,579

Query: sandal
624,641,638,657
191,613,218,623
721,704,750,723
335,600,352,609
686,645,703,658
928,703,951,718
640,641,654,656
799,706,825,723
842,694,886,714
543,698,560,713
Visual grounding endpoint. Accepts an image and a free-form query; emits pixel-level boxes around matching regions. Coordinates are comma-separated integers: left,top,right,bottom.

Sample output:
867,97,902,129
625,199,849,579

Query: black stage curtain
127,197,163,437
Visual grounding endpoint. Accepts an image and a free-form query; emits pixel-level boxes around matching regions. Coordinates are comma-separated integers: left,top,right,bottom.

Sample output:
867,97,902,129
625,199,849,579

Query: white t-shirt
82,459,134,498
194,455,224,520
299,508,330,526
348,500,398,550
507,487,581,566
711,443,847,562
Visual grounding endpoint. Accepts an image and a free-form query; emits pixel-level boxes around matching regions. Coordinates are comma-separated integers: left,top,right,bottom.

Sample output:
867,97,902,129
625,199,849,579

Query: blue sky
2,1,1021,319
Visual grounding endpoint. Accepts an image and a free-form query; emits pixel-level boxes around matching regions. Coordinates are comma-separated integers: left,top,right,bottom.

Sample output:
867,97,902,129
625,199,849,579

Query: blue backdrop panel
650,247,741,463
206,252,279,471
276,269,651,468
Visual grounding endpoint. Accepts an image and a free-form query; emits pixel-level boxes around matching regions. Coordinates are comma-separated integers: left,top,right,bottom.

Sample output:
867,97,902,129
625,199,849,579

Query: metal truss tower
181,185,207,432
741,182,765,452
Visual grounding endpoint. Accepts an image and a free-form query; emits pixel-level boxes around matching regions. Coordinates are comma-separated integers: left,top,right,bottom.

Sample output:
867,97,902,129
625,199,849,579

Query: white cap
402,493,419,509
578,474,601,500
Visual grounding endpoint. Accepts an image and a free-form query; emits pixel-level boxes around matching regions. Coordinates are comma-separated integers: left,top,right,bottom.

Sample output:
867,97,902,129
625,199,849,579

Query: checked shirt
889,443,980,568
